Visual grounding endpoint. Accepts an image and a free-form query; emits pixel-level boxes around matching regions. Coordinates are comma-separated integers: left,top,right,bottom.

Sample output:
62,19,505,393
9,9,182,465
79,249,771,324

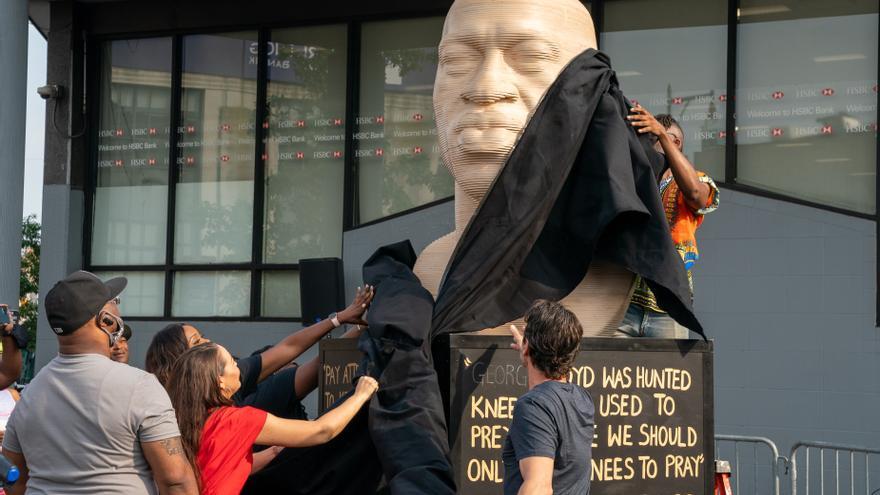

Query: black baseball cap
45,271,127,336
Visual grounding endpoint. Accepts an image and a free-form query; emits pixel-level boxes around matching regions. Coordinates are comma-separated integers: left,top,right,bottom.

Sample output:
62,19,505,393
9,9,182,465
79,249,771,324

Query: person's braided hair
655,113,680,131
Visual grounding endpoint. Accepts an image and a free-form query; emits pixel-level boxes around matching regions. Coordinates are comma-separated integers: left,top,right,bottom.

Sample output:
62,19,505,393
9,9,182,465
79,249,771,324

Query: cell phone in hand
0,305,8,325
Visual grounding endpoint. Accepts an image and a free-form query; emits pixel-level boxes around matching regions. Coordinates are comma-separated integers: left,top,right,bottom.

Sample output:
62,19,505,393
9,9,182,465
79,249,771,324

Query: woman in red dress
167,342,378,495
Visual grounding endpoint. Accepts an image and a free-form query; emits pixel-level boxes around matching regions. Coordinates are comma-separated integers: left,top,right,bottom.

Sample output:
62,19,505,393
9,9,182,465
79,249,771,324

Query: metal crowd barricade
789,441,880,495
716,434,785,495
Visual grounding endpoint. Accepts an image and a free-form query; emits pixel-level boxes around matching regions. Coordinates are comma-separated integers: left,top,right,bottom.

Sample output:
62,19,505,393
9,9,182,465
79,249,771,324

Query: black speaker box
299,257,345,324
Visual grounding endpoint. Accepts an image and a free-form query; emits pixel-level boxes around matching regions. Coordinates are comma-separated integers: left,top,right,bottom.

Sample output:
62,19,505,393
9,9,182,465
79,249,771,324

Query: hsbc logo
821,125,833,135
333,118,343,126
221,123,231,132
261,153,268,161
772,91,784,100
413,146,423,154
114,159,124,167
296,151,305,160
185,156,195,166
671,97,683,105
376,148,384,157
297,120,306,128
263,121,270,129
822,88,835,96
220,154,230,162
771,128,784,137
148,158,157,166
376,115,385,124
186,125,196,134
115,128,124,137
718,94,727,102
149,127,157,136
332,151,343,158
413,113,423,121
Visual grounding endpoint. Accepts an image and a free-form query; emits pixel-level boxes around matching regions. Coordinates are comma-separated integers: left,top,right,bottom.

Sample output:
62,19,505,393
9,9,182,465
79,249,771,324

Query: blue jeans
616,302,693,339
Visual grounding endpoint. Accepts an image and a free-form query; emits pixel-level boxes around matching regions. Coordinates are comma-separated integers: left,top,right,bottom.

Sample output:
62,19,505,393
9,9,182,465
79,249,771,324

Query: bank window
174,32,258,264
92,37,172,266
356,17,453,225
602,0,728,182
735,1,879,214
263,25,347,264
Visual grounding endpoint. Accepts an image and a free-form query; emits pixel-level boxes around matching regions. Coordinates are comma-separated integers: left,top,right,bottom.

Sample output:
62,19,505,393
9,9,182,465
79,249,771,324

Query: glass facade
357,17,453,224
602,0,728,181
87,4,878,319
736,1,879,214
92,37,172,266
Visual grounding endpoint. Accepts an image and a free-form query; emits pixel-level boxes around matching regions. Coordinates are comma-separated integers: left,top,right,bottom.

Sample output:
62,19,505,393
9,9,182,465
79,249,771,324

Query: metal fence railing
716,434,786,495
789,442,880,495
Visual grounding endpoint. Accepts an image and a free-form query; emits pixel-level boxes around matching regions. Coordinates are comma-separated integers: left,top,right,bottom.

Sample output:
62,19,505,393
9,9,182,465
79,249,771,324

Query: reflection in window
175,32,258,263
264,26,347,263
357,17,453,224
93,38,172,265
172,271,251,317
736,3,878,214
94,271,165,317
602,1,728,181
261,271,301,317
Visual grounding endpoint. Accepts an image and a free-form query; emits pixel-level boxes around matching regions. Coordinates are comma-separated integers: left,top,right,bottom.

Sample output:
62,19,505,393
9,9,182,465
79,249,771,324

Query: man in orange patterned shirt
618,106,720,338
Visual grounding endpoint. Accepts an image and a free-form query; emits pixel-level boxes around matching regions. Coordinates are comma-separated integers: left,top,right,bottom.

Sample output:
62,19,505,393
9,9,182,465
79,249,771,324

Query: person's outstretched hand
509,324,524,351
354,376,379,400
339,285,374,326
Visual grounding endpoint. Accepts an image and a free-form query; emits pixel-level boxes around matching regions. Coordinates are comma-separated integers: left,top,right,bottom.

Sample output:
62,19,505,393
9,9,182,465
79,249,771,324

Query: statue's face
434,0,597,203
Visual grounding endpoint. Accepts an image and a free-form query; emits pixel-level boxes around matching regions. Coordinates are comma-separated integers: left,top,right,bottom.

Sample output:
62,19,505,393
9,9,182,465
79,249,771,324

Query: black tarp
357,48,704,494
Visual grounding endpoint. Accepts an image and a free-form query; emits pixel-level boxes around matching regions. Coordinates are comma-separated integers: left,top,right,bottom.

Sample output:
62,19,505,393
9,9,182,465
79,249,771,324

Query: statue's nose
460,50,518,105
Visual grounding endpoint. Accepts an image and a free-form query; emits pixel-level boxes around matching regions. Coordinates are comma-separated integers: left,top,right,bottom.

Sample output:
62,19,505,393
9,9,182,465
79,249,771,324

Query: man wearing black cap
1,271,197,495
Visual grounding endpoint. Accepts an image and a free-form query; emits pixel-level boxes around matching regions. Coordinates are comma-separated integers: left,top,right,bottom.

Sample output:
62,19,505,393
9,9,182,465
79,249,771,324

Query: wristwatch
328,312,341,328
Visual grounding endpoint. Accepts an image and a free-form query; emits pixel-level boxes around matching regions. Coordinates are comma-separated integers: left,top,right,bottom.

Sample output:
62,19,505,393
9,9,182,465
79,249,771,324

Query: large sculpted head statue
434,0,598,207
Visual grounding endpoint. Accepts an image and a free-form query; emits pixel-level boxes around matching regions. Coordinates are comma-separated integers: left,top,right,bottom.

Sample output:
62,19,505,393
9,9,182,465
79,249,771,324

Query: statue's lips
451,113,525,134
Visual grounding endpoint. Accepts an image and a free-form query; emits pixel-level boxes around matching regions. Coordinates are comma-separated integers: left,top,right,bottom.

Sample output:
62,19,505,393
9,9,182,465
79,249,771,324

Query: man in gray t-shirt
504,300,594,495
1,272,196,495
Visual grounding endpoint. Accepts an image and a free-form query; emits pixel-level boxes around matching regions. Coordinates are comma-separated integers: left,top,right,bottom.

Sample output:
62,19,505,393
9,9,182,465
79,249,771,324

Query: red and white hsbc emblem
333,151,342,158
148,127,158,136
185,156,195,165
114,159,124,167
333,118,343,126
413,113,423,121
413,146,423,154
822,88,835,96
376,115,385,124
821,125,833,135
220,154,230,162
147,158,157,166
718,131,727,138
671,97,683,105
296,151,305,160
261,153,268,161
221,123,231,132
186,125,196,134
718,94,727,102
296,120,306,128
771,128,784,137
375,148,384,157
115,128,124,137
771,91,784,100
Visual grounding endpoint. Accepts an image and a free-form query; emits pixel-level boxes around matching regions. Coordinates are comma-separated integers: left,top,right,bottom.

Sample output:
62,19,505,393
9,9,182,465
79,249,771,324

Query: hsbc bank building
14,0,880,475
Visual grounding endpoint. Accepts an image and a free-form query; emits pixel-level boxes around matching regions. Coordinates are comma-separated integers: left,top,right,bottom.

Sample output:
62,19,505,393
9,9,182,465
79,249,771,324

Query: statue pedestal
319,336,714,495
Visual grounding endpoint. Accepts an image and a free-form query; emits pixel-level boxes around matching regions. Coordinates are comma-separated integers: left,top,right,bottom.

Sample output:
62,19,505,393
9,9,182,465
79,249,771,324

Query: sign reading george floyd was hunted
319,336,714,495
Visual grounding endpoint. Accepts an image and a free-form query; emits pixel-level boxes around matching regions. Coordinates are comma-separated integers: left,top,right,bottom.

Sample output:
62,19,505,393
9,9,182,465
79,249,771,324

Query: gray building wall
696,188,879,453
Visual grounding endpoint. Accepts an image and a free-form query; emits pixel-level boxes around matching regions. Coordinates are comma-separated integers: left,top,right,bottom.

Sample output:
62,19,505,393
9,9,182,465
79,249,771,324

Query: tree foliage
20,214,40,354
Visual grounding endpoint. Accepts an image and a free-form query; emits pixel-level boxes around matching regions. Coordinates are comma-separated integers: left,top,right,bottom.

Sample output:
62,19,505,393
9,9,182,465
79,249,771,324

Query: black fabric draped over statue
245,48,704,494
